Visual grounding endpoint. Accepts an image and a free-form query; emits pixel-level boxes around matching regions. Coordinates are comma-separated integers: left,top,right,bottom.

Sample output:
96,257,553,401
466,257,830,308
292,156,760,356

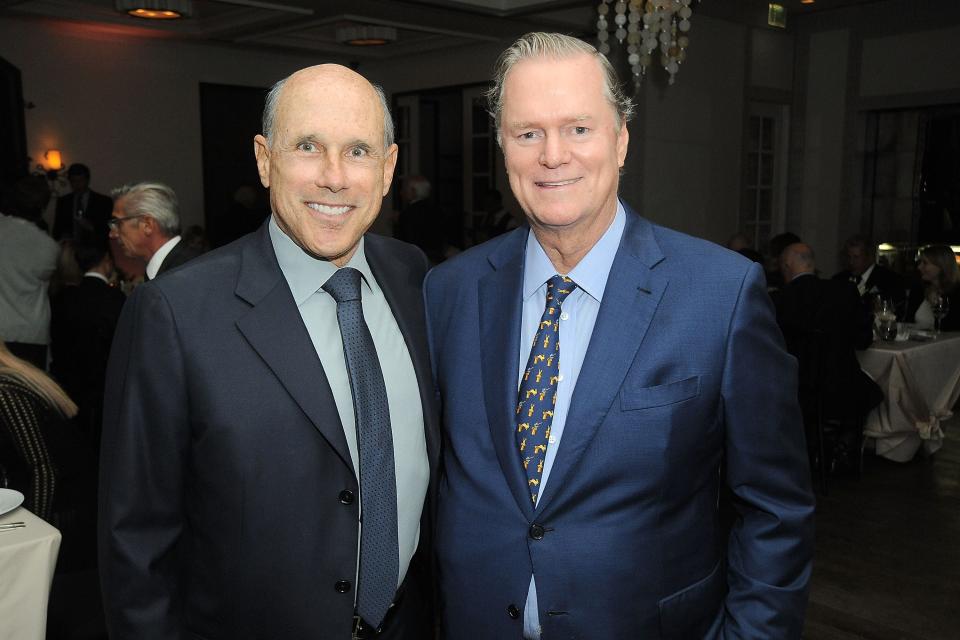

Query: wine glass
931,293,950,339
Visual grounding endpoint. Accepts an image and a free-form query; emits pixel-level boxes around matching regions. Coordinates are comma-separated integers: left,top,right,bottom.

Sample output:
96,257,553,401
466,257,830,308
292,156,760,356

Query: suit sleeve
721,263,816,639
99,283,190,639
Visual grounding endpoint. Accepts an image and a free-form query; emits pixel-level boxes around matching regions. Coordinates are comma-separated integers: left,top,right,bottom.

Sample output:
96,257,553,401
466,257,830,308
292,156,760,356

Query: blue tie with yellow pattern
516,274,577,506
322,267,398,628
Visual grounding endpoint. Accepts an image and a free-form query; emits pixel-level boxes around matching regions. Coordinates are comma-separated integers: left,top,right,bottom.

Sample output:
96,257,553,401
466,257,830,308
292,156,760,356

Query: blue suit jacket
424,205,815,639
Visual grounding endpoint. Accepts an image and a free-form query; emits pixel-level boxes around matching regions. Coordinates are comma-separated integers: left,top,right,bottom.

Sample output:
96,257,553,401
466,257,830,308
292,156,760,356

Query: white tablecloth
857,333,960,462
0,507,61,640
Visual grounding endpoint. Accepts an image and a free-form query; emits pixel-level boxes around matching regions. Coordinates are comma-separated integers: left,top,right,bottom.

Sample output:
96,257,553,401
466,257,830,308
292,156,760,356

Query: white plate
0,488,25,516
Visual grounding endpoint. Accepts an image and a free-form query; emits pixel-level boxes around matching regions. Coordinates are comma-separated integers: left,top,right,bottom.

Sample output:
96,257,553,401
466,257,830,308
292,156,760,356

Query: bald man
99,65,438,639
774,243,881,468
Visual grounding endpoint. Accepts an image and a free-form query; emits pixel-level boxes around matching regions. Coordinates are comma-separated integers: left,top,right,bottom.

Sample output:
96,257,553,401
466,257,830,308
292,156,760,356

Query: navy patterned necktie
322,267,398,627
516,274,577,506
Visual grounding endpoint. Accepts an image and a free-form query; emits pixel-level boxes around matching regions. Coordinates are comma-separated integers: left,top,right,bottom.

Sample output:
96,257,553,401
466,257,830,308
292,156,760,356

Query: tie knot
322,267,363,303
546,274,577,307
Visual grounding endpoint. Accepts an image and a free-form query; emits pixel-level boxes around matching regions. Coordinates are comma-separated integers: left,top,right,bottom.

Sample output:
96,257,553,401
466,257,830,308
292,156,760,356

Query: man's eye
297,142,318,152
573,126,588,135
349,146,369,158
519,131,539,140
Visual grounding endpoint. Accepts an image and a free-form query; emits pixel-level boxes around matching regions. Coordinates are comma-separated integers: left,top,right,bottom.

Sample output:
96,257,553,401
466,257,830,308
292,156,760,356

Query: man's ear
254,134,271,188
381,144,399,197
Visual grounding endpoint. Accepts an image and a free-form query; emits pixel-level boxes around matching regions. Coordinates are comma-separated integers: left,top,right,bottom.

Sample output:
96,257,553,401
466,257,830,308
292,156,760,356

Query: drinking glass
931,293,950,339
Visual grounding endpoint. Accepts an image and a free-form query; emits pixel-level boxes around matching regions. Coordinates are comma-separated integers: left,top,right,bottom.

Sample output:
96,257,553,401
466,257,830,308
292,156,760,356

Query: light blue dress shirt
269,218,429,595
520,203,626,639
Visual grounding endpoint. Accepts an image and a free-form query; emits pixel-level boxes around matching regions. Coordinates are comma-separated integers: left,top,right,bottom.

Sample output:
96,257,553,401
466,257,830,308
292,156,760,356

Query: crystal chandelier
596,0,699,88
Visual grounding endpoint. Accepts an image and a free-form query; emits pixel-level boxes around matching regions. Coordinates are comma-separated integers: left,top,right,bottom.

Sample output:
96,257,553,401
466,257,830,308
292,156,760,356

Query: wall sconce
41,149,64,180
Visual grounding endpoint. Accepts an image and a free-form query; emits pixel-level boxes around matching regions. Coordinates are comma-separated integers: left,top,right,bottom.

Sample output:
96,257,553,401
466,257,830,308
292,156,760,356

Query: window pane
760,153,773,186
758,189,772,221
472,99,489,135
742,188,758,220
473,138,490,172
749,117,761,149
473,176,490,210
745,153,759,186
761,117,774,151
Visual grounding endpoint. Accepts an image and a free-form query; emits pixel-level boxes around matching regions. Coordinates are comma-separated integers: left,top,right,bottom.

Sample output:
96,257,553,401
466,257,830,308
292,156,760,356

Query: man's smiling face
254,64,398,266
499,53,628,239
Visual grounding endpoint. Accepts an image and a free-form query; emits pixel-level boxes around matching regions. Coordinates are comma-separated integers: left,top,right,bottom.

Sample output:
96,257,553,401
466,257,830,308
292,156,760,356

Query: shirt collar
859,263,875,284
268,215,376,306
522,200,626,302
83,271,110,284
146,235,182,280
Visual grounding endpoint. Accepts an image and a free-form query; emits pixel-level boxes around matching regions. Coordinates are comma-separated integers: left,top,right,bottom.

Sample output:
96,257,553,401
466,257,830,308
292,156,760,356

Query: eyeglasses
107,214,148,230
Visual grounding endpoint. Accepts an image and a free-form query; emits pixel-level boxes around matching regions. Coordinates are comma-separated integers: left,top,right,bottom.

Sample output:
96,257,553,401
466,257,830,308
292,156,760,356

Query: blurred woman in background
0,340,77,520
908,245,960,331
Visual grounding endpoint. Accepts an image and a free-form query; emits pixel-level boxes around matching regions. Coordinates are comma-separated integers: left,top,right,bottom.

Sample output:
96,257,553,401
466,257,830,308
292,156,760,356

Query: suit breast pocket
620,375,701,411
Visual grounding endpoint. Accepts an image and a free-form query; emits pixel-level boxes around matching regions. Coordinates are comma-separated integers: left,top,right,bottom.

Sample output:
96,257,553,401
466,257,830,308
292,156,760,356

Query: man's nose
539,134,569,169
316,154,346,192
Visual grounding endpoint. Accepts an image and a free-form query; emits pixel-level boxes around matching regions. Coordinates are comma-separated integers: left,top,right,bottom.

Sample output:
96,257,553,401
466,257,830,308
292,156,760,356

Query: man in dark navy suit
100,65,438,639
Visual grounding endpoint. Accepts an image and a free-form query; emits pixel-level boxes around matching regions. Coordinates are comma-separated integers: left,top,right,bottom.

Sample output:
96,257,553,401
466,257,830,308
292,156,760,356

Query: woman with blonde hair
909,245,960,332
0,340,77,520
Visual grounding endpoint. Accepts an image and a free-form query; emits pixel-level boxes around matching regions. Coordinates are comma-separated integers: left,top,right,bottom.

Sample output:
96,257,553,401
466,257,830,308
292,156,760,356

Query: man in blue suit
424,33,815,639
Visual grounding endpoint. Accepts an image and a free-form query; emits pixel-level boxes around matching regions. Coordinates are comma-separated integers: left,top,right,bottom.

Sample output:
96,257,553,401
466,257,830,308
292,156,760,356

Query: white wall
632,16,746,245
860,24,960,99
1,17,324,229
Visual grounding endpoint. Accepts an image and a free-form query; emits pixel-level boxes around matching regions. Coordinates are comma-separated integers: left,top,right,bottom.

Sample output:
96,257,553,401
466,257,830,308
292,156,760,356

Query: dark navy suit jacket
99,223,439,639
424,204,815,639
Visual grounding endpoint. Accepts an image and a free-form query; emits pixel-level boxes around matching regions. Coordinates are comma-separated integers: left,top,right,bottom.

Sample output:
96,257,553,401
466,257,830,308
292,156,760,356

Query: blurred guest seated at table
907,244,960,332
53,163,113,241
0,175,60,370
109,182,202,280
50,225,126,447
737,247,765,266
766,231,801,291
0,340,79,521
775,243,883,471
832,234,911,318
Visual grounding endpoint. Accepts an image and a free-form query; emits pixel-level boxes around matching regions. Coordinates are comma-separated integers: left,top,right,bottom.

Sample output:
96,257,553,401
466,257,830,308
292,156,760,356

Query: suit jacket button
334,580,351,593
529,524,545,540
507,604,520,619
339,490,354,505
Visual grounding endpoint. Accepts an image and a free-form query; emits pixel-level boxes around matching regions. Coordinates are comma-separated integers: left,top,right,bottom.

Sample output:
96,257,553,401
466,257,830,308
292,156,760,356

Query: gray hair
262,75,395,150
111,182,180,237
487,32,635,145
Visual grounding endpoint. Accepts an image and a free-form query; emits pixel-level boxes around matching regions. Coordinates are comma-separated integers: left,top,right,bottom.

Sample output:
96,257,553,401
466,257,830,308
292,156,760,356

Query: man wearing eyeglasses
108,182,202,280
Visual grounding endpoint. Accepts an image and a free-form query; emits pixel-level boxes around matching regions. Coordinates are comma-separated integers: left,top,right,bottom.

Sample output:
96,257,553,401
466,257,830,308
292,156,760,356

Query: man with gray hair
109,181,201,279
99,64,437,639
425,32,814,639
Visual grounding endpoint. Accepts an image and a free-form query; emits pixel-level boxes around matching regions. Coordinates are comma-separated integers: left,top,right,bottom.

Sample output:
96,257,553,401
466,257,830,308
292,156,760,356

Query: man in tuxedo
99,64,438,639
832,234,908,316
50,225,126,445
108,182,202,280
774,243,882,466
53,163,114,240
425,33,814,639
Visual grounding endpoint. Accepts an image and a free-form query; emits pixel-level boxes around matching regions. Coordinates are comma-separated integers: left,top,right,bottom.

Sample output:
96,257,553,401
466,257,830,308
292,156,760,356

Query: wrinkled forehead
275,71,384,139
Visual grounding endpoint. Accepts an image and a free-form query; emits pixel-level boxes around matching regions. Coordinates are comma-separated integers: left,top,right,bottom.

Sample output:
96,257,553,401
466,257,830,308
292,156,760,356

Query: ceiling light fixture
115,0,193,19
597,0,700,89
336,25,397,46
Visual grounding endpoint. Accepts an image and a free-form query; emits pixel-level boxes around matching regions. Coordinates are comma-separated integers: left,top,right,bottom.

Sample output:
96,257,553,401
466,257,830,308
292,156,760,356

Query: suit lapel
478,231,533,518
535,209,668,514
234,225,355,475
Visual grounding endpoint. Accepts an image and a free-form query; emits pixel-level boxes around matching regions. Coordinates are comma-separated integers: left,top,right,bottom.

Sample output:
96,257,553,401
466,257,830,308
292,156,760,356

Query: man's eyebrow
507,115,592,129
